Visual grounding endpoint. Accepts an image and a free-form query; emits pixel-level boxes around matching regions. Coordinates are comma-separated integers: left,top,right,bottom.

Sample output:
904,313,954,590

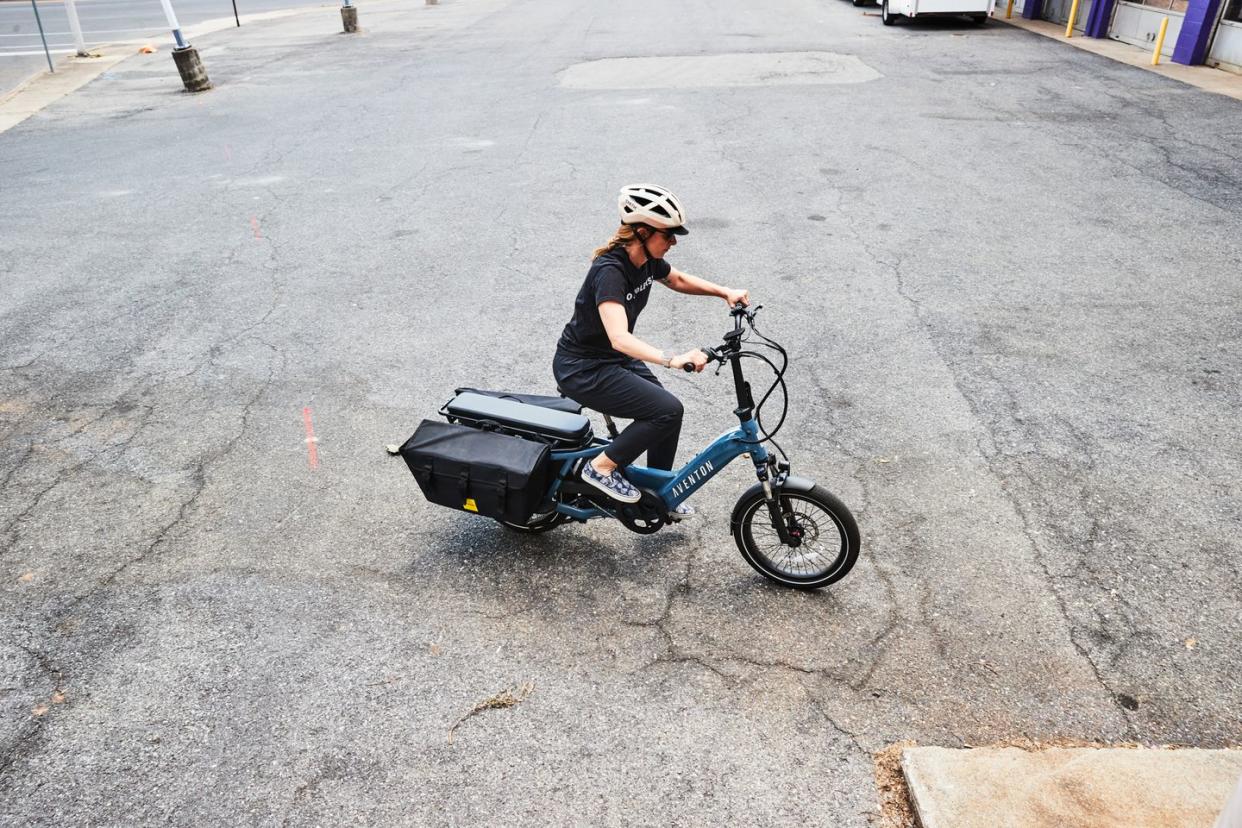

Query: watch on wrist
662,352,673,369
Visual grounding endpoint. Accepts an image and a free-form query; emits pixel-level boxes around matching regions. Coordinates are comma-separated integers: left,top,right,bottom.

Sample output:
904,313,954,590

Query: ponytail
592,224,640,259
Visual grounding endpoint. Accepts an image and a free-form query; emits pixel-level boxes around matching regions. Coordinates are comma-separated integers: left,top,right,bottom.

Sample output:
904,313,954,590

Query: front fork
753,453,799,547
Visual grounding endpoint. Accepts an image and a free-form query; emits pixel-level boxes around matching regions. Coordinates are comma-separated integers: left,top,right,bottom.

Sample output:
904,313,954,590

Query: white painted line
0,29,164,36
0,49,83,56
1,38,147,55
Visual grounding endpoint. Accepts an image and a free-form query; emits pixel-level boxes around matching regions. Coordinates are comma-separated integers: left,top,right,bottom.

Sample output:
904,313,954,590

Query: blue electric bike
427,304,860,590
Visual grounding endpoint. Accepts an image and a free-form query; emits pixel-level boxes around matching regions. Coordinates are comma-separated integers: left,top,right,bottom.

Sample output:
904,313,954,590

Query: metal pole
156,0,188,48
29,0,54,73
1065,0,1081,37
1152,16,1169,64
232,0,240,27
63,0,88,56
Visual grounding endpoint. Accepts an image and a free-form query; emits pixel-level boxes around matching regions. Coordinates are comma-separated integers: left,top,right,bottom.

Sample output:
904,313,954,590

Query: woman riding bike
553,184,750,517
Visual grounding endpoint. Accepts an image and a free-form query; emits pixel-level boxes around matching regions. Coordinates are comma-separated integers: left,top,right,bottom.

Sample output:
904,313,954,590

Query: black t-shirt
557,247,672,361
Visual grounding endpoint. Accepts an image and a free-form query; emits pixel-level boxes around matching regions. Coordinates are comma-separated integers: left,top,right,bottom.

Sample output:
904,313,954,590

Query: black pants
553,350,683,470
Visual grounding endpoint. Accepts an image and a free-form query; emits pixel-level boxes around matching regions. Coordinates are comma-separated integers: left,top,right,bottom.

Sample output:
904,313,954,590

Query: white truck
869,0,995,26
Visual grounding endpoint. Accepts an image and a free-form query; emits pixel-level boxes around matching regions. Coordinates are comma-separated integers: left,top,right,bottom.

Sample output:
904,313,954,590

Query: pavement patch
902,745,1242,828
559,51,882,89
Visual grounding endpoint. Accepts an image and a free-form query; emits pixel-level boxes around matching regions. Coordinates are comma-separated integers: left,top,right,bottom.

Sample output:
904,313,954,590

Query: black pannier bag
399,419,551,523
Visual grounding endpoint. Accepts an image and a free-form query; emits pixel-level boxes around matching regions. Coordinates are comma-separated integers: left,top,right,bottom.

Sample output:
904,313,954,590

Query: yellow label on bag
463,498,478,512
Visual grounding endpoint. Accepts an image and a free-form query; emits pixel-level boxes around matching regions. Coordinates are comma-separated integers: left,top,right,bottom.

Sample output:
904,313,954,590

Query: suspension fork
753,453,797,546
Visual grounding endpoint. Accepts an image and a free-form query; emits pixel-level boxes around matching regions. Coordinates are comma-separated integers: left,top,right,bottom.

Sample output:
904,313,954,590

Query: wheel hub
785,514,820,547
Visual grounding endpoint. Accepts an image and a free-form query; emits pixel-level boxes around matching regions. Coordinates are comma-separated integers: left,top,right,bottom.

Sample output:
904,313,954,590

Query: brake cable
729,313,791,459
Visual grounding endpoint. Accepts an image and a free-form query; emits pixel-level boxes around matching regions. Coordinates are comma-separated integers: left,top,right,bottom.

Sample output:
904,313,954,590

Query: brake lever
701,345,726,376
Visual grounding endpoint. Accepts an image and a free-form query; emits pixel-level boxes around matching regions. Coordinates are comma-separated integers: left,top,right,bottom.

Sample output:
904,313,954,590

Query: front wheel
732,483,859,590
881,0,898,24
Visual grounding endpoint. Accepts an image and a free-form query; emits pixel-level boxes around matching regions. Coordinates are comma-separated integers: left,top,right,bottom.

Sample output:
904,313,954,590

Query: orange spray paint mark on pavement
250,216,262,239
303,407,319,469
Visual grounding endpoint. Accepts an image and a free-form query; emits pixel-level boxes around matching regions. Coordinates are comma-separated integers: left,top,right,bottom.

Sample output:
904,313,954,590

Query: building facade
1017,0,1242,72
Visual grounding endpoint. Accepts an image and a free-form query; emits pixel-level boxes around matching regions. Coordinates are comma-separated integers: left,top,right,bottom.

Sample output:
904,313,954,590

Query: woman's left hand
724,288,750,307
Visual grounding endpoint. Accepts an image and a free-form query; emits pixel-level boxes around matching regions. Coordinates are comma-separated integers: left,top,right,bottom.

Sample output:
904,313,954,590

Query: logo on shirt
626,274,654,302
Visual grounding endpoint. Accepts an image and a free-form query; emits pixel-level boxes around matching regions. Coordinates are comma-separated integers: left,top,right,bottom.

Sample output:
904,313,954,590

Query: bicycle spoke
745,495,845,580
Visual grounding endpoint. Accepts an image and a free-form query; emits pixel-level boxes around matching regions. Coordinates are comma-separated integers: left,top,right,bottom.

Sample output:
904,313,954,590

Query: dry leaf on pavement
447,683,535,745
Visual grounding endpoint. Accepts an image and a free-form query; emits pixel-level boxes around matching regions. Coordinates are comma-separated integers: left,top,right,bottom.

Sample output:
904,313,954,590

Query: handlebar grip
682,362,696,373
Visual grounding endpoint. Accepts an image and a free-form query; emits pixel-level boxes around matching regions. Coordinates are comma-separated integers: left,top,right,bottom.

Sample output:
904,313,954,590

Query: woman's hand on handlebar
723,288,750,308
672,349,710,373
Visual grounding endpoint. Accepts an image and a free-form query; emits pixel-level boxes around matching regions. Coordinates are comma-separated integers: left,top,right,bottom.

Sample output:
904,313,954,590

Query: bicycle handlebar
685,305,763,371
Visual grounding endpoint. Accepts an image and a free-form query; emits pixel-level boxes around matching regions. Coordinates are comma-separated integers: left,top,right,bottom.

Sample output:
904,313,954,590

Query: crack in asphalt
618,520,748,681
0,336,280,778
66,346,279,607
0,401,157,559
799,354,911,694
0,160,292,565
849,216,1136,733
281,755,350,827
800,360,907,691
0,440,34,499
993,77,1242,215
968,357,1143,739
799,678,870,756
0,630,68,779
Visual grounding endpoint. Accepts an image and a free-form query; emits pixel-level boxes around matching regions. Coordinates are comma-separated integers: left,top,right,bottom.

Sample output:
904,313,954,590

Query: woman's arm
661,268,749,307
599,301,707,372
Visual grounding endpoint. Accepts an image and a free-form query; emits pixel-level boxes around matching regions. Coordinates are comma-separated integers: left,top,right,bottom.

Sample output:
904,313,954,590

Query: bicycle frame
549,422,770,522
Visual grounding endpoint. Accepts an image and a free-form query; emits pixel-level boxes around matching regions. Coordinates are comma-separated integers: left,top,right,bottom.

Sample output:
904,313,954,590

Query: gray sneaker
667,502,697,521
581,461,642,504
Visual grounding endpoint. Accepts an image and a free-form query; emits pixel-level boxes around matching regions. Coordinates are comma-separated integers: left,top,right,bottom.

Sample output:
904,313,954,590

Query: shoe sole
580,470,642,504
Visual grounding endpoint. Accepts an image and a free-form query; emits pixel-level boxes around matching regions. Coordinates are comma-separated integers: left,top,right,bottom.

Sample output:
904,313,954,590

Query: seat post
602,414,620,439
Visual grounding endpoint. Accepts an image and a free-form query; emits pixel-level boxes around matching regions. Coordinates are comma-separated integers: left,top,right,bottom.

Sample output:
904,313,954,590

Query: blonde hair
592,224,639,259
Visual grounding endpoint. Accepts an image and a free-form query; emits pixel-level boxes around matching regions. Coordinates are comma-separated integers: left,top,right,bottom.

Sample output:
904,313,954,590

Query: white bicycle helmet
618,183,689,235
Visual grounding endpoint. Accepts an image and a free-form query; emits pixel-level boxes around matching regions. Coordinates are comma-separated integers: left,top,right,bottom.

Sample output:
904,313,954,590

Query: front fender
730,475,818,531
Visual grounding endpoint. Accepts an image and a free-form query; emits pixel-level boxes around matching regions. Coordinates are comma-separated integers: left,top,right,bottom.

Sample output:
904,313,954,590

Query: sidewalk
900,745,1242,827
0,51,127,132
0,5,321,133
997,13,1242,101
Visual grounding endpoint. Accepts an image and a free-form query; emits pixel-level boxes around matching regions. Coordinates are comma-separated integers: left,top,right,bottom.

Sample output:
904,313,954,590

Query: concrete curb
995,14,1242,101
902,745,1242,828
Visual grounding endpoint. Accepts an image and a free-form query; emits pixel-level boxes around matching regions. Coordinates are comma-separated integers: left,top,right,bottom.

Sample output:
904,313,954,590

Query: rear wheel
881,0,898,24
732,485,859,590
971,12,988,23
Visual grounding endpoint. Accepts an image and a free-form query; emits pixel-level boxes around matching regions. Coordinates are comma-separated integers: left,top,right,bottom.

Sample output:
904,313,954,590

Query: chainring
615,489,667,535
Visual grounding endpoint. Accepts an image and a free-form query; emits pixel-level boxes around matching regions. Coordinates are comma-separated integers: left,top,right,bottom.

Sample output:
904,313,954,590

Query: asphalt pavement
1,0,1240,824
